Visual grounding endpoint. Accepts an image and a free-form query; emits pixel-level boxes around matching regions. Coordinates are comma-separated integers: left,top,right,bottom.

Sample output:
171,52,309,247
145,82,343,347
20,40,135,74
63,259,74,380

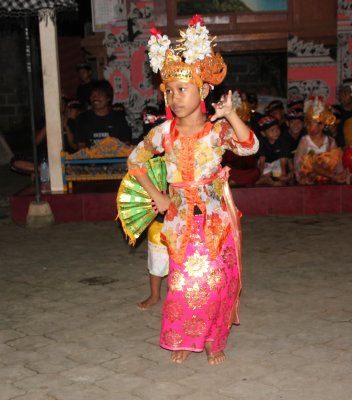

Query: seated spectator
285,108,306,158
35,97,82,156
265,99,288,136
231,90,251,124
294,97,349,185
338,78,352,148
142,105,166,132
131,104,166,145
73,80,132,149
62,99,83,153
76,63,97,110
324,104,342,143
255,115,292,186
246,92,264,138
287,94,305,111
66,99,82,119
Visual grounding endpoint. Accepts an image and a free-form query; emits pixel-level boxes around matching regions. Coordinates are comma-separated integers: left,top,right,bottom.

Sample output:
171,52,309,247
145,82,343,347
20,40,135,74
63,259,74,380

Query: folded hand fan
116,156,167,245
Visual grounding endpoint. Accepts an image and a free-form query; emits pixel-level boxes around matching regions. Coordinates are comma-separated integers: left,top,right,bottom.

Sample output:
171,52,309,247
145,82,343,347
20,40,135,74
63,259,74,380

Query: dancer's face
165,81,207,119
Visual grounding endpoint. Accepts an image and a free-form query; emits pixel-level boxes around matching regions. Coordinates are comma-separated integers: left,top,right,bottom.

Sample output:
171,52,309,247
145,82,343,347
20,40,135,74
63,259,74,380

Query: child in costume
294,97,349,185
127,15,259,365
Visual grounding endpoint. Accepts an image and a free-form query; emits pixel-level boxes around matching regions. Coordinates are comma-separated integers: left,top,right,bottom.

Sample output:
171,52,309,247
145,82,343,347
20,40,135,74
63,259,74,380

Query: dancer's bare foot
205,342,226,365
137,295,160,311
171,350,191,364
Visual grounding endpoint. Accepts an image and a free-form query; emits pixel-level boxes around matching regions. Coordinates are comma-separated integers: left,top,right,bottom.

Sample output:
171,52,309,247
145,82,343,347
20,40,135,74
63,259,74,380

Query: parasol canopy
0,0,77,17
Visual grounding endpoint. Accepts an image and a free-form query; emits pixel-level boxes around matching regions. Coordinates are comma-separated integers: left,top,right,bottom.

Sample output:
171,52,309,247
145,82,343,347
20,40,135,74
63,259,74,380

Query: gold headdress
147,15,227,118
231,91,251,123
304,96,336,126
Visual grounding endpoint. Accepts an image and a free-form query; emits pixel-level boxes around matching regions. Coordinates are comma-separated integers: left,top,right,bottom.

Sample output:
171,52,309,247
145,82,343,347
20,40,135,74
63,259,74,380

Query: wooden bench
61,137,133,192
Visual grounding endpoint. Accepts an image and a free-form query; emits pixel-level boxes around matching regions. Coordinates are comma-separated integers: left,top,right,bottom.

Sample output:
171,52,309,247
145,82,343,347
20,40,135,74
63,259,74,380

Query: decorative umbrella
0,0,77,203
0,1,77,17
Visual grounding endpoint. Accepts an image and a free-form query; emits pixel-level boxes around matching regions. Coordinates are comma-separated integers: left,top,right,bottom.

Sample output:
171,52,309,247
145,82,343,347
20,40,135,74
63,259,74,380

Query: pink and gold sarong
160,215,239,353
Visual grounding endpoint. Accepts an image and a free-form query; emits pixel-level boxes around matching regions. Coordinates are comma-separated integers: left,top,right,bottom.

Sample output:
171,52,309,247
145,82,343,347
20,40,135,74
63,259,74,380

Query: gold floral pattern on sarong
162,329,183,347
222,307,232,327
184,251,210,278
183,315,206,337
163,300,183,323
184,283,209,310
169,270,186,292
189,232,203,247
222,245,237,268
208,268,226,292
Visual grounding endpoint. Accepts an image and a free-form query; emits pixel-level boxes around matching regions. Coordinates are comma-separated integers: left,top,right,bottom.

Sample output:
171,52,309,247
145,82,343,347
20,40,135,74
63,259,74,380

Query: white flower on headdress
304,96,324,119
147,28,171,73
231,91,243,109
179,15,212,64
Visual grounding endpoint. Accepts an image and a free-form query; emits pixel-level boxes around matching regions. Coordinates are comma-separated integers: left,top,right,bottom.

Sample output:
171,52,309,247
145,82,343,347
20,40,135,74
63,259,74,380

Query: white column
39,11,64,192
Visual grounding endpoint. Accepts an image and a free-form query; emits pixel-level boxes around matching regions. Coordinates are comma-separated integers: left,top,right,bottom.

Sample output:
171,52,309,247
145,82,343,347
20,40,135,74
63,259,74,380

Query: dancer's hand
210,90,234,121
152,191,170,214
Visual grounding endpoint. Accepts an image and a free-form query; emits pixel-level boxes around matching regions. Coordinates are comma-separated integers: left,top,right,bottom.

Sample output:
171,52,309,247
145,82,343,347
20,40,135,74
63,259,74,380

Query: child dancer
294,97,349,185
127,15,258,365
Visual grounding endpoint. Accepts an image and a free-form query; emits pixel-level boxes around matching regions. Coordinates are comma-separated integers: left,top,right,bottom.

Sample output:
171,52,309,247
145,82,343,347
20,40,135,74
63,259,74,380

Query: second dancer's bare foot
171,350,191,364
205,342,226,365
137,296,160,311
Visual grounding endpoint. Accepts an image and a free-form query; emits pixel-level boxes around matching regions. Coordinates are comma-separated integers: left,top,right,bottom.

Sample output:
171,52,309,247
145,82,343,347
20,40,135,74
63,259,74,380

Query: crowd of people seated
79,77,350,188
9,60,352,190
220,81,352,187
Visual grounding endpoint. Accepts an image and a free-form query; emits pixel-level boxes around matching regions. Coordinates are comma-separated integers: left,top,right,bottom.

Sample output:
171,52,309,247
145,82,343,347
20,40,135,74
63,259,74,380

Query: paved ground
1,165,352,400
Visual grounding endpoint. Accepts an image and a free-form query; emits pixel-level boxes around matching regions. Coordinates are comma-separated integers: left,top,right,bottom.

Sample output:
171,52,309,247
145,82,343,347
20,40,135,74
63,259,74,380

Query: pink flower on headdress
150,27,161,37
189,14,204,27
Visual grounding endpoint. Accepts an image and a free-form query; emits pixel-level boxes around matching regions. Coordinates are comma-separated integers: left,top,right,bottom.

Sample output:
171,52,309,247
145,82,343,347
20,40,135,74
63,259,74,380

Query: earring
164,92,173,120
165,105,173,120
200,99,206,114
200,88,206,114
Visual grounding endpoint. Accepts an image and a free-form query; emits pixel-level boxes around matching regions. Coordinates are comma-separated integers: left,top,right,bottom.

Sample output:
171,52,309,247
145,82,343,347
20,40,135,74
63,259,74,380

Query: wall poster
91,0,128,32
